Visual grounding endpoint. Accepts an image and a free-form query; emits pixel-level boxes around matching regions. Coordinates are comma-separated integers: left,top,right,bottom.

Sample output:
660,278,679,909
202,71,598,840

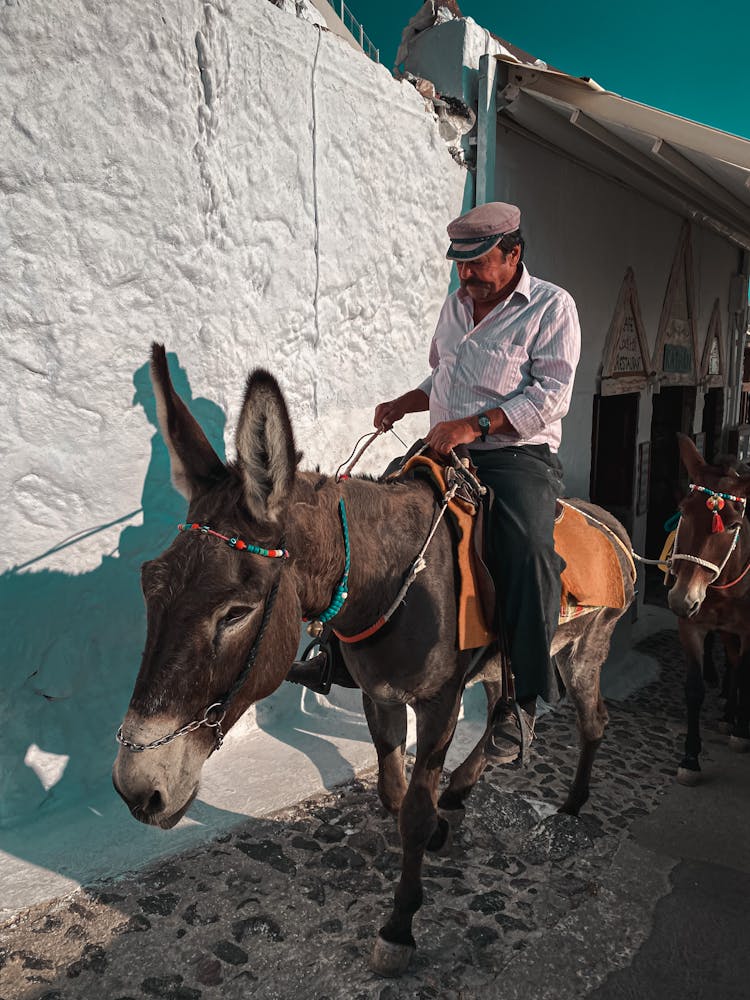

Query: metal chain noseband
116,703,227,754
116,524,286,754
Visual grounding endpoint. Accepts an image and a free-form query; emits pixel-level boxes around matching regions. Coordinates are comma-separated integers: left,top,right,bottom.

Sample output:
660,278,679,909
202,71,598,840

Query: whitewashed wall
0,0,465,826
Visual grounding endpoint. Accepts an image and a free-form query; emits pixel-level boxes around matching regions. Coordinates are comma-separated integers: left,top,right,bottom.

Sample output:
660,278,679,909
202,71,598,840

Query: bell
306,620,325,638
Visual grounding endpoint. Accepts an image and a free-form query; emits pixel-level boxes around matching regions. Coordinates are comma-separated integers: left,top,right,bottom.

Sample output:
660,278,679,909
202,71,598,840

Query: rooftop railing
338,1,379,63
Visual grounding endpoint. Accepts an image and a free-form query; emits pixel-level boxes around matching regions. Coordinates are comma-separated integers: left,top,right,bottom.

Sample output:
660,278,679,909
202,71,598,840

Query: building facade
400,8,750,581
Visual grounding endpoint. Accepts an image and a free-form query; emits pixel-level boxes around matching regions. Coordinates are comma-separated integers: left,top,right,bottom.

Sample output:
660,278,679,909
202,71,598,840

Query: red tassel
712,511,724,533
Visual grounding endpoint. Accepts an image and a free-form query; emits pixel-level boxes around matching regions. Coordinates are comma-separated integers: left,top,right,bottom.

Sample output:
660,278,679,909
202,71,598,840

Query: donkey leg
438,679,503,824
371,685,462,977
362,694,408,816
718,639,738,735
677,619,708,785
555,623,612,816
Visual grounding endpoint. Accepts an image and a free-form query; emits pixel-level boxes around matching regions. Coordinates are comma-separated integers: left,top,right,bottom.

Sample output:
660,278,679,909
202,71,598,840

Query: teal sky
353,1,749,141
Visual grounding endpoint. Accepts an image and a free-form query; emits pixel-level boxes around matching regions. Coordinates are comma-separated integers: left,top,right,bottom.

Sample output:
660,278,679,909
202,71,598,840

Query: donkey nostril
144,789,164,815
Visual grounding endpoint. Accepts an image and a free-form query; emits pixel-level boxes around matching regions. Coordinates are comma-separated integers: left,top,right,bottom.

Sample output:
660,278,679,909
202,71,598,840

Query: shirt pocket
465,340,530,399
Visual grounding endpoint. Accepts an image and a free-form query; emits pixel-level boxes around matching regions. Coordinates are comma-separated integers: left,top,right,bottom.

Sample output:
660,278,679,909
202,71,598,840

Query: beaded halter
670,484,748,584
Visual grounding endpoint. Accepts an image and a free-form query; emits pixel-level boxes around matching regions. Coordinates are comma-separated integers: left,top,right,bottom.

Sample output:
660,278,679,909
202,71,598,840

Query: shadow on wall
0,356,372,893
0,357,227,833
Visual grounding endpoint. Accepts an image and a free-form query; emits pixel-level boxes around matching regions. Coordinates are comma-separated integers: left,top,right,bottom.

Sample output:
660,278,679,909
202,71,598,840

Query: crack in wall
194,31,214,108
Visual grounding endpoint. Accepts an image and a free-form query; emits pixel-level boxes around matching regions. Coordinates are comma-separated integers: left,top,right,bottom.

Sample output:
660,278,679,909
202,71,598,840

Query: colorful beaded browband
688,483,747,535
178,522,289,559
689,484,745,505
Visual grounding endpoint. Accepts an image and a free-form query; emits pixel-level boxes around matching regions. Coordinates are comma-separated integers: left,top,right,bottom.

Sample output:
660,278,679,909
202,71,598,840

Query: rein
116,524,288,754
335,476,459,644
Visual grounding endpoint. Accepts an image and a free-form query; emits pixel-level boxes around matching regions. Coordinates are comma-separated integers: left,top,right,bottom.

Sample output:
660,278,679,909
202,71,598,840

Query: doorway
590,392,639,537
702,387,724,462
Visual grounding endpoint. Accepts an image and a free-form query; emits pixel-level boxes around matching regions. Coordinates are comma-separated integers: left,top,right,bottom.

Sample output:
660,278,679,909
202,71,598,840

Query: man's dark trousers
469,444,564,705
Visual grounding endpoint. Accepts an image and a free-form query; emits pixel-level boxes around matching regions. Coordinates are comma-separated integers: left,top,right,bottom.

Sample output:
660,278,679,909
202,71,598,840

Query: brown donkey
113,345,635,976
667,434,750,785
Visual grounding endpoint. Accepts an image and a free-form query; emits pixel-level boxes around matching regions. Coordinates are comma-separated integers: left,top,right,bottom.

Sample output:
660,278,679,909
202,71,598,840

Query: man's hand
424,418,478,455
374,398,406,430
374,388,430,430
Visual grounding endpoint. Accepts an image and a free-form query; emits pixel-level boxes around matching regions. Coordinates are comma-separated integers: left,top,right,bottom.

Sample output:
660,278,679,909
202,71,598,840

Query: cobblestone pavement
0,630,739,1000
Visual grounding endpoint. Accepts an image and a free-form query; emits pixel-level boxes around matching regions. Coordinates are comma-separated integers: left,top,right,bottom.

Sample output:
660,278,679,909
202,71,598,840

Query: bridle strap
218,574,281,710
670,516,740,583
710,555,750,590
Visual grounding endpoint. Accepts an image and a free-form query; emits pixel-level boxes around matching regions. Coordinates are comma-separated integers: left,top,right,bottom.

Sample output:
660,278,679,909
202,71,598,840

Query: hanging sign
601,268,651,396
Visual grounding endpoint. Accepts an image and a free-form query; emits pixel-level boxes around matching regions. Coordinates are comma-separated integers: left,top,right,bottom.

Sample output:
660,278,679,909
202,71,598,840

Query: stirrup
486,700,535,766
286,638,334,695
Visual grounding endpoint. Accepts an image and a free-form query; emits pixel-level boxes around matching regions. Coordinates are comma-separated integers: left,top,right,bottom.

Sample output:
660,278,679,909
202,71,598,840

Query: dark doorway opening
645,385,697,604
590,392,639,537
702,387,724,462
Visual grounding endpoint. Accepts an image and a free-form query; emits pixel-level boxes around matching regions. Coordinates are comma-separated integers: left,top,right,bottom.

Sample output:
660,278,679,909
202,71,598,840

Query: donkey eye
220,606,255,627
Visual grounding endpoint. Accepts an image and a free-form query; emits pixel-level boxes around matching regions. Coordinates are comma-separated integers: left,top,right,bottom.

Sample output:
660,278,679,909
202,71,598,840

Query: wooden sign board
652,223,699,387
601,268,651,396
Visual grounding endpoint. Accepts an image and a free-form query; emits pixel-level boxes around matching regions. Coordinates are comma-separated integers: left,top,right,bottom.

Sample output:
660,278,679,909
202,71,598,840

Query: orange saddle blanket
398,455,633,650
555,500,633,611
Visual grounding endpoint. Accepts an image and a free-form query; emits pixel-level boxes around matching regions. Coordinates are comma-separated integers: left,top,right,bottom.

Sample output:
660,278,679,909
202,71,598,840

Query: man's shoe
486,703,535,764
286,651,333,695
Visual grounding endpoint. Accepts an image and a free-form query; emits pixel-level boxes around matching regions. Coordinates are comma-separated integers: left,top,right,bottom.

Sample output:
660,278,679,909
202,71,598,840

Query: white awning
493,56,750,251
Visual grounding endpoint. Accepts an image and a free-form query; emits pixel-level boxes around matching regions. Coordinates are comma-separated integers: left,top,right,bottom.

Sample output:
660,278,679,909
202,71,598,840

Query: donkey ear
150,343,226,501
236,368,297,522
677,433,707,481
236,369,297,525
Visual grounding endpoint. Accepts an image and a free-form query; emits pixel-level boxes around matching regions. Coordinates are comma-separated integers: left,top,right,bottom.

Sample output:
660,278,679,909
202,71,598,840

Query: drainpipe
476,53,498,205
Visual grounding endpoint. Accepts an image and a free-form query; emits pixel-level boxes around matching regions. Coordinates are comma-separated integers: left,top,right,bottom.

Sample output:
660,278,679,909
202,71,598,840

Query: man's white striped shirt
419,264,581,452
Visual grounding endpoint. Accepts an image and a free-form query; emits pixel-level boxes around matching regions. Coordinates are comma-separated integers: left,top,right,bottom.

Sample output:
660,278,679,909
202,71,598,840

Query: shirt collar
456,262,531,305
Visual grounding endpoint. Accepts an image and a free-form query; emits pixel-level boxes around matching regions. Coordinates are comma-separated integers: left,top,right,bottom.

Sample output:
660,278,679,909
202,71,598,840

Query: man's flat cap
446,202,521,261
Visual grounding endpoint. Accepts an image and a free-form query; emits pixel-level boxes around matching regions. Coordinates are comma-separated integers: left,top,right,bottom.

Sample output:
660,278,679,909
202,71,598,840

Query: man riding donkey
290,202,581,763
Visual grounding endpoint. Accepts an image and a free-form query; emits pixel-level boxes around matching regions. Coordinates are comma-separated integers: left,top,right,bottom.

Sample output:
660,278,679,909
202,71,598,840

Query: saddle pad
554,502,628,610
397,453,494,650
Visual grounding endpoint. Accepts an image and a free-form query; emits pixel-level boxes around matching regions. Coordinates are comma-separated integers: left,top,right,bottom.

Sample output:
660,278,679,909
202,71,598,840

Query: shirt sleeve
499,291,581,439
417,335,440,396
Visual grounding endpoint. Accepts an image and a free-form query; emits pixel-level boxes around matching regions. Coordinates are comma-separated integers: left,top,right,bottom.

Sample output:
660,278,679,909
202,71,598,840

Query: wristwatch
477,413,491,442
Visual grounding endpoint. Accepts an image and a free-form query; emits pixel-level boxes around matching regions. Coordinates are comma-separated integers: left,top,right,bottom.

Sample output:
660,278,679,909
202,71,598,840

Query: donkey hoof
369,934,415,978
558,798,582,816
717,720,732,735
729,735,750,754
438,806,465,831
676,765,701,786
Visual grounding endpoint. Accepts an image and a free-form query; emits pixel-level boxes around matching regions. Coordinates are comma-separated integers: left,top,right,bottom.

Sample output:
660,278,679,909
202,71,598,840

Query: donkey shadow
0,356,377,892
0,358,244,881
